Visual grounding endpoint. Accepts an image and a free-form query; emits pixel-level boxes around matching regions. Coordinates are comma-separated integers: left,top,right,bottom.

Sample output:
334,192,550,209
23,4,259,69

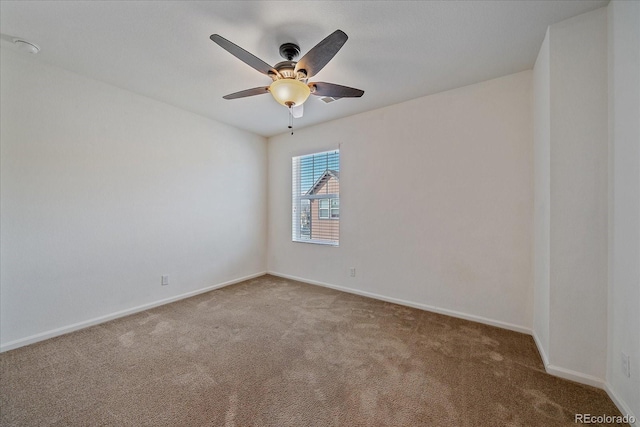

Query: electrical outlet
621,352,630,378
350,268,356,277
161,275,169,286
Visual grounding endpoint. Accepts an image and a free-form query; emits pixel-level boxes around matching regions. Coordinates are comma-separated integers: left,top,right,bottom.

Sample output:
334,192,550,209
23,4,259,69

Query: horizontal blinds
292,150,339,245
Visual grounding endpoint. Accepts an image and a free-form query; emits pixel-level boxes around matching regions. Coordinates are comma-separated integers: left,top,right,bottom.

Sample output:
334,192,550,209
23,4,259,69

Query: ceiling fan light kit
269,76,310,107
210,29,364,130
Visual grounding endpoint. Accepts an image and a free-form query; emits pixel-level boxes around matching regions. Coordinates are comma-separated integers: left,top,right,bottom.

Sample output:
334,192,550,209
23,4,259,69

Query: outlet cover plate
621,352,630,378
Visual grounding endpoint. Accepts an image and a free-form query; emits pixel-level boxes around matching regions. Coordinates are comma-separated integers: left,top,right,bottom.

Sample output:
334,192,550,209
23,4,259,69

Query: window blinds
292,150,340,245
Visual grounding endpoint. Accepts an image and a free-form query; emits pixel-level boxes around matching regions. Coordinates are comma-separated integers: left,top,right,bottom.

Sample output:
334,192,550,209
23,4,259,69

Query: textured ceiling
0,1,608,138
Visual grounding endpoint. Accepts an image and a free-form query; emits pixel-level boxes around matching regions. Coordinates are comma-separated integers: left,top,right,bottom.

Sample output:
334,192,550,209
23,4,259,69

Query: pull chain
288,106,294,135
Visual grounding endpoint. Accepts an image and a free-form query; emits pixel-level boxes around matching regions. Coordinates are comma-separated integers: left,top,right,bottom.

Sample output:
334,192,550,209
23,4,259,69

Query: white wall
532,8,609,386
532,28,551,363
547,8,609,383
607,0,640,420
268,71,533,332
0,48,267,350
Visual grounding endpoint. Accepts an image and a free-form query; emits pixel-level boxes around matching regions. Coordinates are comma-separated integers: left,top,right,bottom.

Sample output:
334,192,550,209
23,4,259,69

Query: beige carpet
0,275,624,426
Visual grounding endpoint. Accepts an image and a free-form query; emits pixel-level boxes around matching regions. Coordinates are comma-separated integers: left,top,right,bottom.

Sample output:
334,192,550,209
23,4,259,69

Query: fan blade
294,30,348,78
210,34,280,78
310,82,364,98
291,104,304,118
223,86,270,100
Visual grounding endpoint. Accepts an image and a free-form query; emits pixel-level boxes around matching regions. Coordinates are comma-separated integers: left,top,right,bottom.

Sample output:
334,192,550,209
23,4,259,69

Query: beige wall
268,70,533,332
0,48,268,350
533,27,551,364
531,8,609,385
548,8,608,383
532,7,638,420
607,0,640,420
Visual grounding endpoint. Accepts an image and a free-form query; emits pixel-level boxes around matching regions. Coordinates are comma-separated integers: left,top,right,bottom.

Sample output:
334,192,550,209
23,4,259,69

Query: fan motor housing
274,60,297,79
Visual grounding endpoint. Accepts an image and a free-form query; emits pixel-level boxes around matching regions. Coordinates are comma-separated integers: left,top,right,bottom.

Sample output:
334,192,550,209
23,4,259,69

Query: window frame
291,149,340,246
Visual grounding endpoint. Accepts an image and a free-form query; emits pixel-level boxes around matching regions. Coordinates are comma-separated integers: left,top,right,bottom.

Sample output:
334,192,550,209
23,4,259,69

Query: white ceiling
0,0,608,138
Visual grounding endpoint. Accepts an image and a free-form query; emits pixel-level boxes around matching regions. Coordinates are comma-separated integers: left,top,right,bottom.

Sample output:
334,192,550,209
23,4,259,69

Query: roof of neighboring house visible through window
306,170,339,195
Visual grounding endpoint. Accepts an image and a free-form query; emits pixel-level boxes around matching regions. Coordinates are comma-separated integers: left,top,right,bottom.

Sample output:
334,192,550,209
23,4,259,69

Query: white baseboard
532,330,550,367
545,364,606,389
0,271,267,353
267,271,532,335
530,331,608,392
605,383,638,427
531,330,607,389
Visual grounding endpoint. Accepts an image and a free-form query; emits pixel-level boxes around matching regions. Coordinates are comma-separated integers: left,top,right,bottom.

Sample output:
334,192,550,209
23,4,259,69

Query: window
319,198,339,220
331,198,339,218
292,150,340,245
319,199,330,219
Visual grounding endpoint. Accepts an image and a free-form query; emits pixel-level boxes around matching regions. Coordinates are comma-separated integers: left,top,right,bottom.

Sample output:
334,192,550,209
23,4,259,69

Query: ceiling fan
210,30,364,120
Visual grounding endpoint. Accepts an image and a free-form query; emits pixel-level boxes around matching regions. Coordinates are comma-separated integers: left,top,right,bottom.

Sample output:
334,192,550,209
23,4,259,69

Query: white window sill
292,239,339,247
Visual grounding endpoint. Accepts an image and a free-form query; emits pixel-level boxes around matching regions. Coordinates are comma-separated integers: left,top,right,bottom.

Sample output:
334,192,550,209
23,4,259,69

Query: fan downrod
279,43,300,61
